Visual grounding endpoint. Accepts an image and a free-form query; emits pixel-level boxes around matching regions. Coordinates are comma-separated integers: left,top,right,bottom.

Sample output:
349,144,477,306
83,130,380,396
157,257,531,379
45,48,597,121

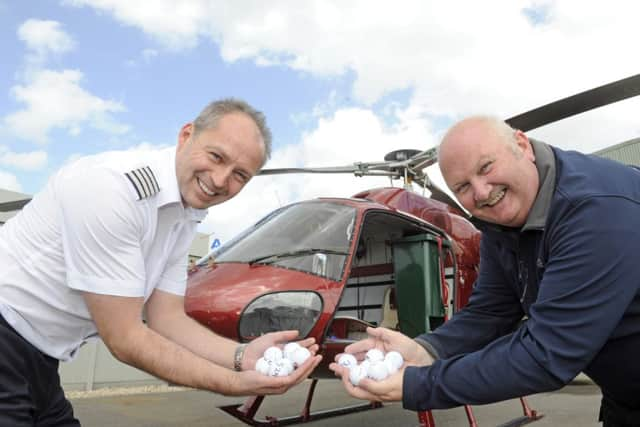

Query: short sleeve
57,165,147,297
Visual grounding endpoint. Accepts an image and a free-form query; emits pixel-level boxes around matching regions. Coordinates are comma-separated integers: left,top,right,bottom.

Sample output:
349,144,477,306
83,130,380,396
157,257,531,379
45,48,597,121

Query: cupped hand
342,327,432,366
229,351,322,396
328,362,405,402
243,330,319,371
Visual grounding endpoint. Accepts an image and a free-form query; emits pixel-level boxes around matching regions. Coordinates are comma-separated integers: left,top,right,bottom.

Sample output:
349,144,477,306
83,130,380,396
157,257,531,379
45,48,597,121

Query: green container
392,234,446,338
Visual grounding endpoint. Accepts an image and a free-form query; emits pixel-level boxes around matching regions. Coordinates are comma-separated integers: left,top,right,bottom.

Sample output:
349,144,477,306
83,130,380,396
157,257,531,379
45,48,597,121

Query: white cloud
0,146,47,171
18,19,75,68
62,0,212,49
4,69,129,144
58,0,640,239
0,170,23,193
61,1,640,149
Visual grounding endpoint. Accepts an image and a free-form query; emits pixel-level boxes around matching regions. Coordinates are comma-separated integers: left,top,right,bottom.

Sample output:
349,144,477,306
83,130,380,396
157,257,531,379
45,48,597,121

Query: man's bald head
437,115,539,227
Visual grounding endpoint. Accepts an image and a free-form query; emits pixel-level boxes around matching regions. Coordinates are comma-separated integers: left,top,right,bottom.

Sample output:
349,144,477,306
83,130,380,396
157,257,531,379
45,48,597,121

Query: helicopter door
391,234,447,338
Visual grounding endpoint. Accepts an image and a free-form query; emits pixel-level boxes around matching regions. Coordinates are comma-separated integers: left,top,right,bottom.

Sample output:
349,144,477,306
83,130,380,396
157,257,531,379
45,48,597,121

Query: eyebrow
451,155,494,189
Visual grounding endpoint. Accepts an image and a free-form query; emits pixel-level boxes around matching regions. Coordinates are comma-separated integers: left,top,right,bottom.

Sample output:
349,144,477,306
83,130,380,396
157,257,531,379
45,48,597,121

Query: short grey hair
193,98,272,166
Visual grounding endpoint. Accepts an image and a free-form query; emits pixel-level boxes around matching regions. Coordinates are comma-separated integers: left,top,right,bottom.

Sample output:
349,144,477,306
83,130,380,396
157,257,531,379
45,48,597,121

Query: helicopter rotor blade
506,73,640,132
259,161,411,178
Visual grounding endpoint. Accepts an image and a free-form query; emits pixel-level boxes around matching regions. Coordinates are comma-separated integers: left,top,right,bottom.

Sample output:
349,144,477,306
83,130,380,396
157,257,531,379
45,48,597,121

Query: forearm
147,310,239,370
109,321,238,393
403,327,565,411
417,307,521,359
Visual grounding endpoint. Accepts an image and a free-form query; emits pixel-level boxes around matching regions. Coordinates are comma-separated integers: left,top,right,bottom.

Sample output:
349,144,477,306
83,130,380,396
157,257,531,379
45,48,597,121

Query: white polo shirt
0,147,207,361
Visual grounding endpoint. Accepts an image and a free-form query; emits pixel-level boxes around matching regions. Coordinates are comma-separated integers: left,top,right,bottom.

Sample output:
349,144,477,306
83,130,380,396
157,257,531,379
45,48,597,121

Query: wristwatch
233,344,247,372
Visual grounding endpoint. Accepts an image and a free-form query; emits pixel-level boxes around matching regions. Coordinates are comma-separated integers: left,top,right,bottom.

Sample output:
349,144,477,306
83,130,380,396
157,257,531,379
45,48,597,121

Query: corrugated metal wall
593,138,640,166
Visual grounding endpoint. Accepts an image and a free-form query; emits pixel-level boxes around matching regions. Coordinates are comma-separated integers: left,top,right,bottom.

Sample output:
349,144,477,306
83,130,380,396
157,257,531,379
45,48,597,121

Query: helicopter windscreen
210,201,356,281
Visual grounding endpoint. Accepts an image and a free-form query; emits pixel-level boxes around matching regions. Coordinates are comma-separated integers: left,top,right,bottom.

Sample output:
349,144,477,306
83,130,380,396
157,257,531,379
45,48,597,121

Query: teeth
198,178,216,197
486,189,505,206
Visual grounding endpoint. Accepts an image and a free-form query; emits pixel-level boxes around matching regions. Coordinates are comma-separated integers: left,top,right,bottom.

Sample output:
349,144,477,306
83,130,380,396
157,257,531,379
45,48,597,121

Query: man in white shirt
0,99,321,426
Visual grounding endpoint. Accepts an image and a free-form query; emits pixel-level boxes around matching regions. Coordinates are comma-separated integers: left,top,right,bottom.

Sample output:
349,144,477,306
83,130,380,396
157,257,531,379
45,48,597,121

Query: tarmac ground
69,377,602,427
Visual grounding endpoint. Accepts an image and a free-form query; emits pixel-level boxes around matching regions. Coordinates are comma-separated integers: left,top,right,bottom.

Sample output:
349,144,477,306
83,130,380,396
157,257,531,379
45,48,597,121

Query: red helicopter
183,73,640,427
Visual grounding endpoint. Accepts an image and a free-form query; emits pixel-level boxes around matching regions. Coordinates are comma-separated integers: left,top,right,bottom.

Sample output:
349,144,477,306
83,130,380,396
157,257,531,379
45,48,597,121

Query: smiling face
439,117,539,227
175,112,265,209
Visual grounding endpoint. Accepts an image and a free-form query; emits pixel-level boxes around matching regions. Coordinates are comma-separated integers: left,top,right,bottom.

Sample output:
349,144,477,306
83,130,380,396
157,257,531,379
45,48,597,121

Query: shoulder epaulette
124,166,160,200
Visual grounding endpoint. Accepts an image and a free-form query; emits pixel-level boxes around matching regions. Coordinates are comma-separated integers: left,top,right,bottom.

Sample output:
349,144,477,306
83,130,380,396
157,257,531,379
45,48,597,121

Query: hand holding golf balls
255,342,311,377
338,349,405,386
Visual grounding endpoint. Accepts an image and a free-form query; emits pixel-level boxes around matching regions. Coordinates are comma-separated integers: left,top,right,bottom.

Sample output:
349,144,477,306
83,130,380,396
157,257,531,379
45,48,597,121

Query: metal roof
0,188,32,225
593,137,640,166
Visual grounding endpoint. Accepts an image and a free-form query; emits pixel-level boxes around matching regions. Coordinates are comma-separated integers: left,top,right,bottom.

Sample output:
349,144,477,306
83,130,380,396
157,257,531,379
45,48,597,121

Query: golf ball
263,346,284,363
290,347,311,367
283,342,301,360
275,358,295,376
367,361,389,381
384,359,399,375
337,353,358,369
384,351,404,370
349,365,368,386
365,348,384,363
255,357,271,375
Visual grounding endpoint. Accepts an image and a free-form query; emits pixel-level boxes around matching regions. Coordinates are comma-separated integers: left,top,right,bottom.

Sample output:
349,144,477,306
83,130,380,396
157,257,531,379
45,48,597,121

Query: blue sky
1,1,639,242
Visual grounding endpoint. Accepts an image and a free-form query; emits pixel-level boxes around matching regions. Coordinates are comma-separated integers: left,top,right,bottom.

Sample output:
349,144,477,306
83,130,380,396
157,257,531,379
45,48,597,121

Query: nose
471,179,492,204
209,168,232,193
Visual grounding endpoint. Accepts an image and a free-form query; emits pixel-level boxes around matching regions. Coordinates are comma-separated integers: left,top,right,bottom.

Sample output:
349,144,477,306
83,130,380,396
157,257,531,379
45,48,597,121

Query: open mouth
477,187,506,209
486,188,506,206
197,178,217,197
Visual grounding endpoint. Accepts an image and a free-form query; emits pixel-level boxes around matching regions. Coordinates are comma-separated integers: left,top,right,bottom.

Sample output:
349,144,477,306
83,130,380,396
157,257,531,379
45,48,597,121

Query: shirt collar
521,138,555,231
150,147,208,222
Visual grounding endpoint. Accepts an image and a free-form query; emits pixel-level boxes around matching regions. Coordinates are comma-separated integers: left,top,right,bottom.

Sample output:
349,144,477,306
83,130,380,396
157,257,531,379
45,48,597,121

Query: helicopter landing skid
218,379,383,426
416,397,543,427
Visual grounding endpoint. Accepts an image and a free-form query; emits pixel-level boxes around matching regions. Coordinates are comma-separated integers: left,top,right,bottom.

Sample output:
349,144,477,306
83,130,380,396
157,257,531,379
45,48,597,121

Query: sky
1,1,639,245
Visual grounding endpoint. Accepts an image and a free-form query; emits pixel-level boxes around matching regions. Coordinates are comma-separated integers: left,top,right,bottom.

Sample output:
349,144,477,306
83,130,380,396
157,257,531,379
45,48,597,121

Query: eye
234,170,250,184
455,183,469,195
479,161,492,174
210,152,222,162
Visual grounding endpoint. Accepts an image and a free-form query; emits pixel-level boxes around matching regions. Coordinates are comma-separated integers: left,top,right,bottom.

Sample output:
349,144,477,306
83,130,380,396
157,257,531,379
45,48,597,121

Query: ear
177,123,194,148
514,130,535,161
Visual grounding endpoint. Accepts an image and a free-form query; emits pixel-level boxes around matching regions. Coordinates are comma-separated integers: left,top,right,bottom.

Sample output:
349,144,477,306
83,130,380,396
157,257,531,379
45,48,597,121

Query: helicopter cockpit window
212,202,356,281
239,291,323,340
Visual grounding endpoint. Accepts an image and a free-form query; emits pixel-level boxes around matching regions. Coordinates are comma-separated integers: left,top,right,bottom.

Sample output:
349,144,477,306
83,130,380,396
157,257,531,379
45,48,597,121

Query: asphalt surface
70,378,603,427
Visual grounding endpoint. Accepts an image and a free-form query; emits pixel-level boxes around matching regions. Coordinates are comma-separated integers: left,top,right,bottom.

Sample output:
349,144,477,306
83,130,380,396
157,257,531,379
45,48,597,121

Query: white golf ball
365,348,384,363
268,363,283,377
275,358,295,376
367,361,389,381
263,346,283,363
255,357,271,375
384,351,404,370
337,353,358,369
349,365,367,386
384,358,399,375
290,347,311,367
359,360,371,374
283,342,302,360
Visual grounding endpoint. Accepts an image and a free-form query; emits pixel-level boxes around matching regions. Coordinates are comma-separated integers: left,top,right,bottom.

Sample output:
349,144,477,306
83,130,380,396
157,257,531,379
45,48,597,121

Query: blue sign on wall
211,238,221,249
